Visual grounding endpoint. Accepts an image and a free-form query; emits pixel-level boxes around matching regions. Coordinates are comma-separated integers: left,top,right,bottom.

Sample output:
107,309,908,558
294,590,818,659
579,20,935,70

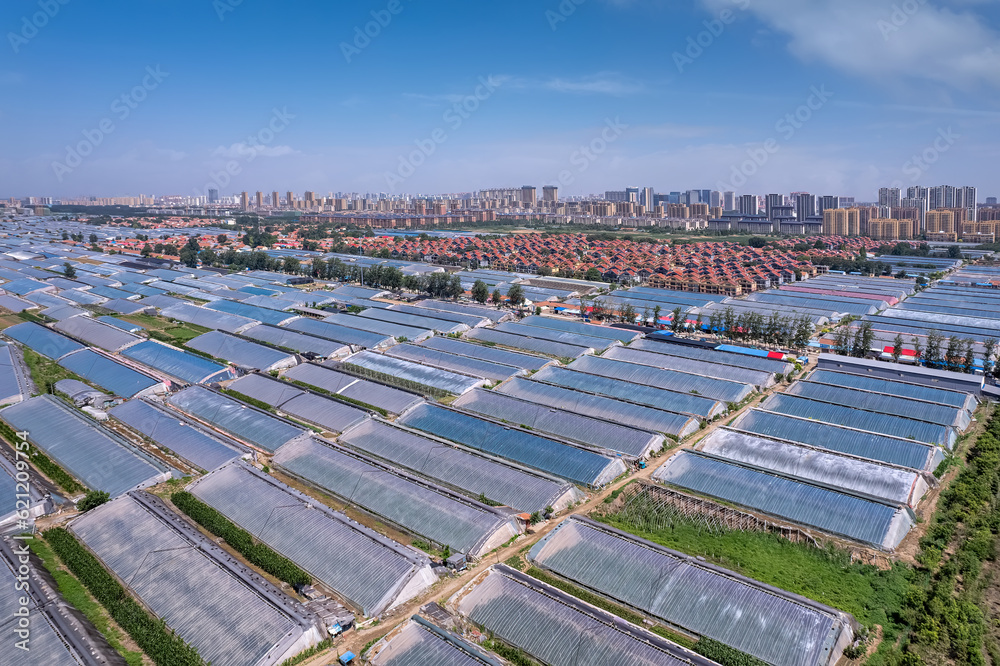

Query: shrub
77,490,110,512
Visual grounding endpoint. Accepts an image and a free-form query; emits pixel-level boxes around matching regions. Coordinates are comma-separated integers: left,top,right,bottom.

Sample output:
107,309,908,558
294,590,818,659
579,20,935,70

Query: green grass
118,314,209,347
21,347,84,395
27,537,145,666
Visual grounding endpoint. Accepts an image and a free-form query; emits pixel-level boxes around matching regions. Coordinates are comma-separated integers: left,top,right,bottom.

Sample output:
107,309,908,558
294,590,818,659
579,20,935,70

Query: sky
1,0,999,201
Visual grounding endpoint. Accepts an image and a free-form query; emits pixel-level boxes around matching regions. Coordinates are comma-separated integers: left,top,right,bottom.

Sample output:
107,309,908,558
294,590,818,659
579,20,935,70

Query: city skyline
1,0,999,199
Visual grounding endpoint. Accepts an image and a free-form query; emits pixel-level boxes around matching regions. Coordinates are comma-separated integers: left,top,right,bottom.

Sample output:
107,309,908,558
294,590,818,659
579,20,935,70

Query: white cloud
700,0,1000,89
211,143,298,159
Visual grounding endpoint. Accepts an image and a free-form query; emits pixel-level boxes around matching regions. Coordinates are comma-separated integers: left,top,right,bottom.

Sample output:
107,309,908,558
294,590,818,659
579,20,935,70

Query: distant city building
287,191,294,208
542,185,558,203
794,193,816,221
272,190,280,208
723,191,736,211
240,191,249,210
255,191,263,210
926,209,958,241
737,194,757,215
521,186,537,206
639,187,654,208
817,196,841,215
764,194,783,221
878,187,901,208
987,197,998,205
208,188,219,204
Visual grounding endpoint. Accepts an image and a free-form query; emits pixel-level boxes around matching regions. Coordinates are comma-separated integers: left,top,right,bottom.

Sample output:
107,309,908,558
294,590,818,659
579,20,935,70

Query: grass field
21,347,84,394
115,314,210,346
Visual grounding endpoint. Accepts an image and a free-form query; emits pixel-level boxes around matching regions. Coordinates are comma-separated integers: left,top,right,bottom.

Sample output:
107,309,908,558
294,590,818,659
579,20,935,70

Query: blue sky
1,0,998,200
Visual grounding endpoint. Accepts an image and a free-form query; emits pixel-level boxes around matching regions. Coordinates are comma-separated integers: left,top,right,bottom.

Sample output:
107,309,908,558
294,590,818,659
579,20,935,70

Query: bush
77,490,110,512
44,528,203,666
171,492,309,587
695,638,769,666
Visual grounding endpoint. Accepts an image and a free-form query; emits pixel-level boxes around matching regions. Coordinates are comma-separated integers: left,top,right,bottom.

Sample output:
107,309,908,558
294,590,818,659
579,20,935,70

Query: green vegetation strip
171,491,310,587
0,419,83,493
483,639,541,666
21,347,85,395
278,639,331,666
27,536,144,666
219,388,274,413
43,528,204,666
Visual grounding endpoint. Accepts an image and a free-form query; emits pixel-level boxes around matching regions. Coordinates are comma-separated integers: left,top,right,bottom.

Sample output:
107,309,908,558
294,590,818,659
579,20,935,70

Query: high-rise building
304,191,316,207
795,193,816,221
818,196,841,215
764,194,784,221
708,190,722,208
240,191,249,210
272,191,280,208
207,188,219,204
723,191,736,211
878,187,901,208
639,187,654,208
822,208,860,236
521,186,537,205
255,191,264,209
926,209,957,240
907,186,928,200
987,197,998,205
738,194,757,215
287,191,294,208
959,186,977,223
542,185,558,203
624,186,640,204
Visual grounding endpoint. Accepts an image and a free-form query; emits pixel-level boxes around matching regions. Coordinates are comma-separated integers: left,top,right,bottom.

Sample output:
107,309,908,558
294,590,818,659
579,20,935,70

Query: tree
199,248,217,266
983,337,997,377
490,289,503,306
670,307,683,332
891,333,904,363
947,245,962,259
471,279,489,304
507,284,525,309
179,245,198,268
944,335,962,372
62,262,76,278
61,231,69,240
833,327,851,356
282,256,300,274
722,307,736,340
962,338,975,374
89,233,98,244
747,236,768,248
653,305,662,326
911,336,924,364
217,234,228,245
584,267,602,281
140,243,152,257
445,274,463,300
925,331,943,368
851,321,874,358
620,303,636,324
77,490,110,512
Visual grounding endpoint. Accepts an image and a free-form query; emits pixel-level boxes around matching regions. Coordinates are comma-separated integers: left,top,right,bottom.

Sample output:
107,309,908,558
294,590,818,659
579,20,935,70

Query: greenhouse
185,331,298,372
239,324,349,358
604,346,775,388
52,315,141,352
420,336,551,370
168,386,307,452
453,389,662,458
323,313,433,342
528,517,855,666
187,461,437,617
366,616,503,666
453,565,713,666
1,395,171,496
58,349,164,398
357,307,468,335
236,376,370,434
652,451,915,549
628,337,793,374
465,327,591,358
762,394,955,448
519,315,641,343
122,340,237,384
785,381,970,430
386,343,524,382
388,303,490,329
495,321,620,352
110,399,248,472
71,492,323,666
341,351,485,395
207,299,301,326
396,403,626,487
284,363,424,415
731,409,945,472
286,317,393,349
805,369,976,411
339,418,582,513
532,366,724,419
496,377,699,438
272,437,519,557
698,428,928,507
159,302,258,333
4,321,85,359
569,355,754,404
410,299,510,323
